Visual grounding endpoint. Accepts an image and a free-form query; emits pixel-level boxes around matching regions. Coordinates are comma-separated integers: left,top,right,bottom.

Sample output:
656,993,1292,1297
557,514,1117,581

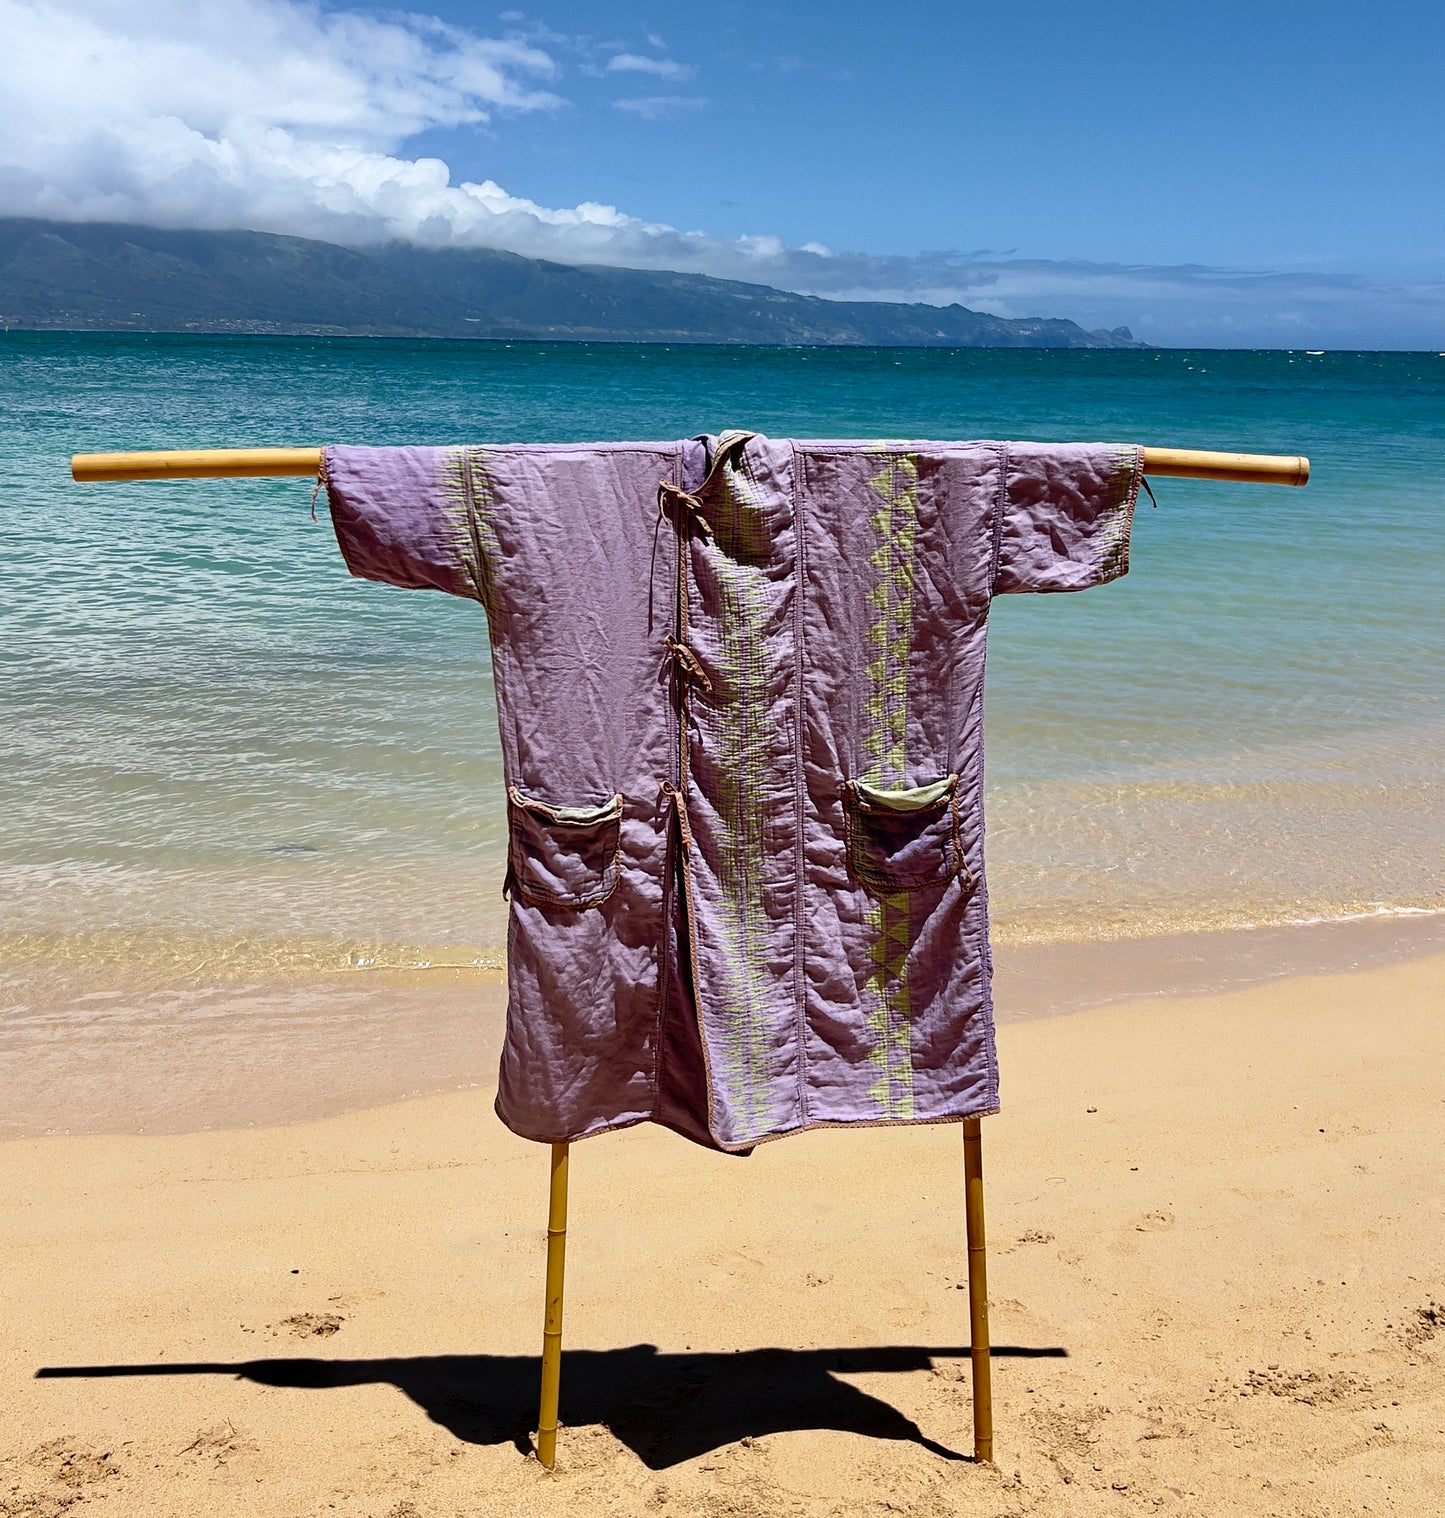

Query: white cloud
0,1,1438,346
606,53,695,80
0,0,560,236
612,95,707,120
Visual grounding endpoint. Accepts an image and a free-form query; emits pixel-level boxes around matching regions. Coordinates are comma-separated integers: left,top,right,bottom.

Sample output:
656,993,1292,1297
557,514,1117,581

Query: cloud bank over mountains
1,0,1437,347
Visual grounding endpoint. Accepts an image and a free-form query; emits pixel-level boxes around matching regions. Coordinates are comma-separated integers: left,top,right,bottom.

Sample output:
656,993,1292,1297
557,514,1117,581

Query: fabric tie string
310,451,330,521
662,634,714,695
656,480,713,540
648,479,711,633
656,780,694,847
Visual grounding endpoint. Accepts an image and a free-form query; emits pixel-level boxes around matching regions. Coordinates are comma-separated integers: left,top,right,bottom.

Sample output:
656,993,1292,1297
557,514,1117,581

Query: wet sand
2,950,1442,1516
3,909,1441,1138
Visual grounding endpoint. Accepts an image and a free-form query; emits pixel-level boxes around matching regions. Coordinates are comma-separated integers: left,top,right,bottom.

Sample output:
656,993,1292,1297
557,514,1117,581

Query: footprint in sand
1108,1210,1175,1256
178,1422,259,1466
6,1438,122,1513
25,1438,122,1490
1399,1301,1443,1348
1000,1228,1056,1254
707,1248,765,1280
273,1311,345,1339
1237,1367,1369,1405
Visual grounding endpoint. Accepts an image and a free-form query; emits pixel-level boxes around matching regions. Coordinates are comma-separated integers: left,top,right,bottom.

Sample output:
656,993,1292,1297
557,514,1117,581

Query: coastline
3,909,1441,1140
2,950,1440,1516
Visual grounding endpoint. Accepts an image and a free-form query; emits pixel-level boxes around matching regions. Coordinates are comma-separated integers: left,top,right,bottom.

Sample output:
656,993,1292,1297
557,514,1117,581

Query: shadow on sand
39,1342,1066,1467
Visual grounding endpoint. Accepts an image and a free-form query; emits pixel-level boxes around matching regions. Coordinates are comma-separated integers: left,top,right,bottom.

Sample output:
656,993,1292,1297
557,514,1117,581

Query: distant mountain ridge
0,218,1143,348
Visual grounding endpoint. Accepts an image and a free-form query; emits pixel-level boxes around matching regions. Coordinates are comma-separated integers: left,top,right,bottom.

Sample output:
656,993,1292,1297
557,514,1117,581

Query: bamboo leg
962,1117,993,1463
536,1141,569,1469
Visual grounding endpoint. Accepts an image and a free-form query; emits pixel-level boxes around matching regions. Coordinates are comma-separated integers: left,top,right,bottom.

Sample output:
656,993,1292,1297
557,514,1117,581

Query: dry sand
2,952,1442,1516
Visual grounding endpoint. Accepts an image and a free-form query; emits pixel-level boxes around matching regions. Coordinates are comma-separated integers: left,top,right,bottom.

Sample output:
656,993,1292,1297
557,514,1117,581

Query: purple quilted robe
324,434,1141,1152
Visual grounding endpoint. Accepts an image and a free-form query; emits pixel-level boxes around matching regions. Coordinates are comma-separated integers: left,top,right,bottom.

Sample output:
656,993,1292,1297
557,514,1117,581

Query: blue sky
3,0,1442,345
423,1,1443,277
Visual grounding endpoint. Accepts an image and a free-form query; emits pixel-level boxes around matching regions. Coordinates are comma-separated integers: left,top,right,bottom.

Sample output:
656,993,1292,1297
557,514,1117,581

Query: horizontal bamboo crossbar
1139,447,1309,487
69,445,1310,486
72,447,323,481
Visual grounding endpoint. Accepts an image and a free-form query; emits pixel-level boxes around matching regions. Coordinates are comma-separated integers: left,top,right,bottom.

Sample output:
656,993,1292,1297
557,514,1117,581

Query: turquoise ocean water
3,333,1442,1003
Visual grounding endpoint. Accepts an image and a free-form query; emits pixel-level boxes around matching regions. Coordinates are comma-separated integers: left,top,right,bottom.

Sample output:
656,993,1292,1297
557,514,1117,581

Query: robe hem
494,1095,1002,1152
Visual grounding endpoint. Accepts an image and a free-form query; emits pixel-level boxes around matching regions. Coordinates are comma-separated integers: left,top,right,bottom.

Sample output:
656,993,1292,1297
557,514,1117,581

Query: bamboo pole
71,447,324,481
69,445,1311,486
1140,447,1309,486
962,1117,993,1464
536,1141,570,1470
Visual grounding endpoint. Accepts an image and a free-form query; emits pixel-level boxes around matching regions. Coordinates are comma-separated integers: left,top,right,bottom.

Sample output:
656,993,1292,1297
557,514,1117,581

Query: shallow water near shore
2,334,1443,1129
3,913,1440,1139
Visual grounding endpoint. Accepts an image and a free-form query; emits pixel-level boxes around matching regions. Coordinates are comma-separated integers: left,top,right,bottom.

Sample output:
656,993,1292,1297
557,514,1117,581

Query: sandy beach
3,948,1442,1517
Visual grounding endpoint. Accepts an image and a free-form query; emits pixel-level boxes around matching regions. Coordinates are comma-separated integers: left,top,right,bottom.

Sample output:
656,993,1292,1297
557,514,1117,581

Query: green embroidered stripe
704,461,776,1135
438,447,502,620
859,450,919,1120
1094,446,1139,585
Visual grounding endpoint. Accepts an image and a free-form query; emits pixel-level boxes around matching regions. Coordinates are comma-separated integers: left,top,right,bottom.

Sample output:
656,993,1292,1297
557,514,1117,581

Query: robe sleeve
993,442,1143,594
323,444,485,603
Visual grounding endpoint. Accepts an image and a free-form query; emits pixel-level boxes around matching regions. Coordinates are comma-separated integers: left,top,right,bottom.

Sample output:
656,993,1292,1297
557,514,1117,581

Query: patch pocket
506,788,623,910
843,774,963,892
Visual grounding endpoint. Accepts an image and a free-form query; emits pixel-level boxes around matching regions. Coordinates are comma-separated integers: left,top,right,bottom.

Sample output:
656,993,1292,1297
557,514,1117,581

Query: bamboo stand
962,1117,992,1462
532,1126,994,1469
536,1142,570,1468
69,439,1308,1472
